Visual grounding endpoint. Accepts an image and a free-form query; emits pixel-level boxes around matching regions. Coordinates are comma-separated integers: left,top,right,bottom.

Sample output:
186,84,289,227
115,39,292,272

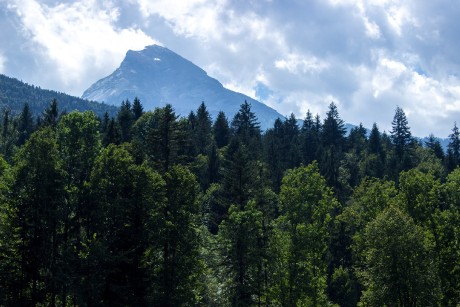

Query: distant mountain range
82,45,285,129
0,74,117,117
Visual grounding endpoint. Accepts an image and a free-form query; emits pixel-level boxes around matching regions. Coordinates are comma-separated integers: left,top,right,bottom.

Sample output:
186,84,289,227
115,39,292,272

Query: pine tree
117,99,134,143
301,110,321,165
132,97,144,121
146,165,202,306
194,102,213,155
321,102,346,190
17,103,34,146
9,128,66,305
447,122,460,171
56,111,101,304
363,123,385,178
87,145,165,306
231,101,261,157
282,113,301,170
425,134,445,161
103,117,121,146
390,106,413,171
213,111,230,148
42,99,59,127
147,105,182,173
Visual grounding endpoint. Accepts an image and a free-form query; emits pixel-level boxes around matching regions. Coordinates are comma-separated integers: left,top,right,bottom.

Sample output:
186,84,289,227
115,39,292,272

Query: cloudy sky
1,0,460,137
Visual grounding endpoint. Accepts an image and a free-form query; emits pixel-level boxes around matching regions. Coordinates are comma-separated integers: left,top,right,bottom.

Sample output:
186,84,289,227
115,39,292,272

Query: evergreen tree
194,102,213,155
146,165,202,306
117,99,134,143
132,97,144,121
42,98,59,127
447,122,460,171
17,103,34,146
390,106,413,172
301,110,321,165
282,113,301,170
213,111,230,148
56,111,101,304
103,117,121,146
0,108,17,160
342,123,367,189
231,101,261,157
88,145,165,306
321,102,346,190
263,119,283,192
147,105,182,173
363,123,385,178
425,134,445,161
9,128,66,305
101,111,110,134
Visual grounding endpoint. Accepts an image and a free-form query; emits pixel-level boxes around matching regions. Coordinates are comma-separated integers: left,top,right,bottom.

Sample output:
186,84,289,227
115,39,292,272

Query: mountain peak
82,45,283,128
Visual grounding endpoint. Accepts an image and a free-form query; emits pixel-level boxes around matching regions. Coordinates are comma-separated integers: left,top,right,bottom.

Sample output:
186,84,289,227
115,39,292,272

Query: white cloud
275,53,329,74
342,52,460,136
3,0,459,137
7,0,156,95
135,0,225,40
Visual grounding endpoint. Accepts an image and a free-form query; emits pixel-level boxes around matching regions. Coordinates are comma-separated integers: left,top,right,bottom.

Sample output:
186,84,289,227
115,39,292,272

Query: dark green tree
273,163,337,306
213,111,230,148
390,106,413,173
117,99,134,143
42,98,59,127
87,145,165,306
359,206,441,306
231,101,261,157
103,117,121,146
300,110,321,165
17,103,34,146
447,122,460,171
146,165,202,306
132,97,144,121
56,111,101,304
321,102,346,190
425,134,445,161
9,128,66,305
363,123,385,178
146,105,183,173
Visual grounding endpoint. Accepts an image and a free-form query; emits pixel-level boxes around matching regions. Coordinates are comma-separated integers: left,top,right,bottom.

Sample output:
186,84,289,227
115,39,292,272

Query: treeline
0,74,117,117
0,98,459,306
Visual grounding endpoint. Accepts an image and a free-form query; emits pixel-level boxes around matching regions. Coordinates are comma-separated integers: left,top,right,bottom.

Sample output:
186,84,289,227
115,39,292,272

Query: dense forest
0,97,459,306
0,74,117,117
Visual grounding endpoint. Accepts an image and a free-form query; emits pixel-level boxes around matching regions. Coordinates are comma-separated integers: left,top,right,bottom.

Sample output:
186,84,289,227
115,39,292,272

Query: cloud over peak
2,0,460,137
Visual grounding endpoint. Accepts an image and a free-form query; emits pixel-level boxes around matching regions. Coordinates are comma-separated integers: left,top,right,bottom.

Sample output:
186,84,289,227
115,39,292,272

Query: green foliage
0,74,117,117
9,128,66,305
398,169,442,225
146,165,203,306
274,163,337,306
447,122,460,171
321,102,346,191
358,206,441,306
213,111,230,149
0,98,458,306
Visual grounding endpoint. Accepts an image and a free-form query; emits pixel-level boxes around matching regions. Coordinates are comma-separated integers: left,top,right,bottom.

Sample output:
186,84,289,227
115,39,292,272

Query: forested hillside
0,74,117,117
0,98,459,306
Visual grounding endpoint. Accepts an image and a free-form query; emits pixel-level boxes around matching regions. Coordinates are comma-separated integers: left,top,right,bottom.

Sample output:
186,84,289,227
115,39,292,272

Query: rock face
82,45,283,128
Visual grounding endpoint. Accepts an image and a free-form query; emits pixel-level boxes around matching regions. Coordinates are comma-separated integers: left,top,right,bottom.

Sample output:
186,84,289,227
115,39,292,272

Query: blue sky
1,0,460,137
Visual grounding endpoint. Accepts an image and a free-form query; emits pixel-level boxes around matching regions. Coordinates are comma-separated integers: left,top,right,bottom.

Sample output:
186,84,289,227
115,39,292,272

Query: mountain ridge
82,45,285,129
0,74,117,117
